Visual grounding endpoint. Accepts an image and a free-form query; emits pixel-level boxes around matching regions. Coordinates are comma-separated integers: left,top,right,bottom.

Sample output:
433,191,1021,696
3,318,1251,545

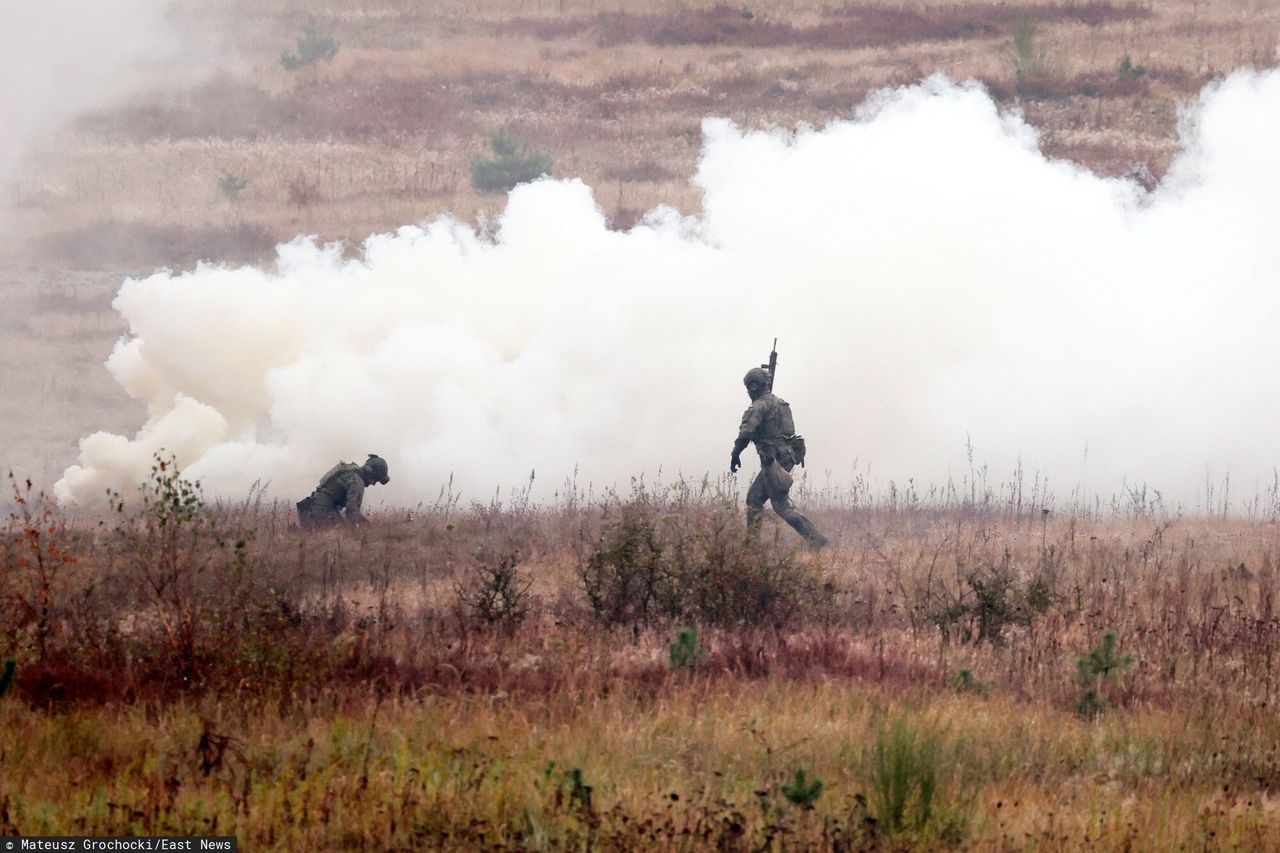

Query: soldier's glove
730,452,741,474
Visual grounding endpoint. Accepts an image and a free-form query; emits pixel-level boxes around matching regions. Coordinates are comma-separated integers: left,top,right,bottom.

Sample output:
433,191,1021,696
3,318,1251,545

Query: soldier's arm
731,402,763,469
341,474,367,524
736,401,765,446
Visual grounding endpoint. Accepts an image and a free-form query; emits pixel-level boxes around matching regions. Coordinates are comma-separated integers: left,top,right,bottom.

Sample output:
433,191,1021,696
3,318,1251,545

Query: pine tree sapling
281,18,339,70
781,767,824,810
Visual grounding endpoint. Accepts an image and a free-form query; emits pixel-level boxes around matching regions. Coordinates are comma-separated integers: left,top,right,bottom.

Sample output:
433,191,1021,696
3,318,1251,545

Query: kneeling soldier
297,454,389,529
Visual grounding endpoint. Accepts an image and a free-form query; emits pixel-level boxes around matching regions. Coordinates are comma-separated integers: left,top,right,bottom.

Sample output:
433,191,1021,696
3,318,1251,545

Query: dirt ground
3,0,1277,489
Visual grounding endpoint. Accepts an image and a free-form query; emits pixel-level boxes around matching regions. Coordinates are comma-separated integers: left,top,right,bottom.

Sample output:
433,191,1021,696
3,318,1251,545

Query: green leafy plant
1025,575,1054,614
872,717,939,832
281,18,339,70
950,669,988,697
564,766,593,816
1117,54,1148,80
781,767,823,809
471,131,552,194
1003,17,1057,91
578,497,666,625
669,627,703,669
868,716,969,840
1075,631,1133,717
929,565,1039,645
217,170,248,202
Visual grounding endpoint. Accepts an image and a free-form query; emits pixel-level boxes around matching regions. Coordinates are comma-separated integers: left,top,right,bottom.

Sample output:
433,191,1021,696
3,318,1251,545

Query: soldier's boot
745,504,765,537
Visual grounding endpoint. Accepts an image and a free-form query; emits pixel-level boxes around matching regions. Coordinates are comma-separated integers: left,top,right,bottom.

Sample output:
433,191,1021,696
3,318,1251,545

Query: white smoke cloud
56,73,1280,511
0,0,180,194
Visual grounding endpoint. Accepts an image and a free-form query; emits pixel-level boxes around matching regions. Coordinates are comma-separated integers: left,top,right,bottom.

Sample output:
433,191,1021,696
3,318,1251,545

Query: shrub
1003,17,1059,95
668,627,703,669
281,18,339,70
929,565,1037,645
550,766,594,817
217,170,248,202
110,454,256,683
1075,631,1132,717
471,131,552,194
578,494,829,628
869,717,969,840
781,767,823,809
456,550,532,629
1117,54,1148,80
950,669,989,696
578,497,666,625
1,473,76,661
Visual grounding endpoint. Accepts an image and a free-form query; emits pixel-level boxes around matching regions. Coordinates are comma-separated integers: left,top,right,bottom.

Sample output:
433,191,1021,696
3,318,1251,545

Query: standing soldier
731,367,827,547
297,454,390,529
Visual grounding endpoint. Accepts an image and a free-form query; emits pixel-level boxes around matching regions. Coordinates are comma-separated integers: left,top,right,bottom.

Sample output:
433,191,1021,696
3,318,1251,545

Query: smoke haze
55,73,1280,511
0,1,179,199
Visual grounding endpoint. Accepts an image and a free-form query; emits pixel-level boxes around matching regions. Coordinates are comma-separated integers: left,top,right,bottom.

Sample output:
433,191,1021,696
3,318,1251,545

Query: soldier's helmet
363,454,390,485
743,367,771,390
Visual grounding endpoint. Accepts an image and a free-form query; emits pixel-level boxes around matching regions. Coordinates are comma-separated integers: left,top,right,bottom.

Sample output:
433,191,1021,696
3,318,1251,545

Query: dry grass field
4,1,1280,849
5,470,1280,848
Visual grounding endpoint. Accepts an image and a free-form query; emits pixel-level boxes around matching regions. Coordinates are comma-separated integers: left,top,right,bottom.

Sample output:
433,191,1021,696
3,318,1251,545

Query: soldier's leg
765,461,827,546
296,496,315,529
745,469,769,533
315,508,342,529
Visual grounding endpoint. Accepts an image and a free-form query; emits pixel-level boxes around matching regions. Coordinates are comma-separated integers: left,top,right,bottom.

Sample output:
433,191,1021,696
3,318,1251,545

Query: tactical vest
758,395,795,441
752,395,797,463
313,462,362,508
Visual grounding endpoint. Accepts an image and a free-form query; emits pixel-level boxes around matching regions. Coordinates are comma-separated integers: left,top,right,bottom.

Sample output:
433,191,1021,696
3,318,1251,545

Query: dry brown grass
4,2,1280,846
6,482,1280,846
9,0,1278,271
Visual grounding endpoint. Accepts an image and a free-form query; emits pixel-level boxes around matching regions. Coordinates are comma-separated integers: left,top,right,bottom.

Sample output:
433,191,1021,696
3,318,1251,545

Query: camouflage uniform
732,372,826,546
297,455,388,528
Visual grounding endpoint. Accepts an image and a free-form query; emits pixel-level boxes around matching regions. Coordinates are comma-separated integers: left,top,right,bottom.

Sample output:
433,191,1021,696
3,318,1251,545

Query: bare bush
578,489,831,628
455,550,532,630
0,474,76,661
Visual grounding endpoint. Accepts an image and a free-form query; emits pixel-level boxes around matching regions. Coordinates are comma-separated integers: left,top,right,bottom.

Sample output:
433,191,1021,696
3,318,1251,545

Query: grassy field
5,0,1280,482
4,467,1280,848
11,0,1279,264
4,1,1280,848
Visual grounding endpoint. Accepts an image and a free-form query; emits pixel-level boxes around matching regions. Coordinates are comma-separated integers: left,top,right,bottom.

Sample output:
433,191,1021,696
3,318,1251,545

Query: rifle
762,338,777,391
761,338,806,467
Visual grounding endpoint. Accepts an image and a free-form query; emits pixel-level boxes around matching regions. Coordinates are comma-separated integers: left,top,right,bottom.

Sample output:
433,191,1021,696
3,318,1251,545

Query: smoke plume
0,1,179,199
56,73,1280,512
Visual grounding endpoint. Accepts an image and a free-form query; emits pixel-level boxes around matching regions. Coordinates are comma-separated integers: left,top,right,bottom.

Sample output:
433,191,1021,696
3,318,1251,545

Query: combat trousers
297,495,342,529
745,458,825,545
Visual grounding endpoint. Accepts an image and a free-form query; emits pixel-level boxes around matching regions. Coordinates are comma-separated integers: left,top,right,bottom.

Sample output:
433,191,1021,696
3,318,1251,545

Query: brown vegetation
5,4,1280,843
37,220,277,269
9,0,1277,274
5,463,1280,845
500,3,1150,50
